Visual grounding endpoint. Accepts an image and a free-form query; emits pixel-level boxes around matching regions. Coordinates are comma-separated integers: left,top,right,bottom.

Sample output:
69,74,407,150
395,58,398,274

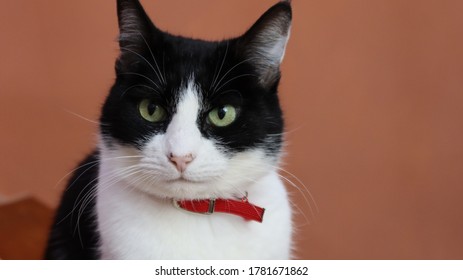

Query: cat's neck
95,169,292,259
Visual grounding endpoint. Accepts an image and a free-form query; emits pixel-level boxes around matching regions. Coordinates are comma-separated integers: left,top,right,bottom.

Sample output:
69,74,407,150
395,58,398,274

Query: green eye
208,105,237,127
139,99,166,122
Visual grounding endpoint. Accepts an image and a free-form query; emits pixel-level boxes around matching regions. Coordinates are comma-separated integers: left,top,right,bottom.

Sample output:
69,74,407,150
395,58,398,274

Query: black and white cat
46,0,292,259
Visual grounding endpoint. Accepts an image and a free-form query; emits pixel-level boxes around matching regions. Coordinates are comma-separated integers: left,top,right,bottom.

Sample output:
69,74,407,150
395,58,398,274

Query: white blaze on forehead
165,81,202,156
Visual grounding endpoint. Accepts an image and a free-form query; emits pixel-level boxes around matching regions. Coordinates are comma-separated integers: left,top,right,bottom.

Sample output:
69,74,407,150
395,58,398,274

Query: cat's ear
117,0,157,47
116,0,160,70
238,1,292,88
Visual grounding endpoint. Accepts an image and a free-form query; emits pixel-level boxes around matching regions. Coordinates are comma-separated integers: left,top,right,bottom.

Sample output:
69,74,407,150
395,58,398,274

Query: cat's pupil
218,107,227,120
148,103,157,115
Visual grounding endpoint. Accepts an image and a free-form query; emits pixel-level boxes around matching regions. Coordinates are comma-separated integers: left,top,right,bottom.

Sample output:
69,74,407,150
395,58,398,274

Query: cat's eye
208,105,237,127
139,99,167,123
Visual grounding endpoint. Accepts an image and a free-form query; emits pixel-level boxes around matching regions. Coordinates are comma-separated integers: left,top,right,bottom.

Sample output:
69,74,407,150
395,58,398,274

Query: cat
45,0,293,259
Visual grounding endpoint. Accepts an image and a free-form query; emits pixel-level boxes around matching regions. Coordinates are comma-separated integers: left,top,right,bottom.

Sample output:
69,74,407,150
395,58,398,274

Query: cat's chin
132,177,240,201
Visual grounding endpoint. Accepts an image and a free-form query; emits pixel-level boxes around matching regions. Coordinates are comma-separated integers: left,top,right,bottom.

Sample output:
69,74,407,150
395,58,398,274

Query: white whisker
118,72,161,90
120,84,160,98
62,108,100,125
73,165,145,244
54,155,144,190
136,32,166,85
214,73,257,94
120,46,164,88
210,41,229,91
212,58,254,93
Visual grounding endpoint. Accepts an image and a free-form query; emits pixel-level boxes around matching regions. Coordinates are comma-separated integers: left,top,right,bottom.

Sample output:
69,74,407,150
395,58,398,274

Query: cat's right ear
116,0,160,71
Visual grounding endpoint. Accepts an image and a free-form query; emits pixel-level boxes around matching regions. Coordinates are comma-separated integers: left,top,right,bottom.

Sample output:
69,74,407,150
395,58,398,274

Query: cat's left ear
238,1,292,88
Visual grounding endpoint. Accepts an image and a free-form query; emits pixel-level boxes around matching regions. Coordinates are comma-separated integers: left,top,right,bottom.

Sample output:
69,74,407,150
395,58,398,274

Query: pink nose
169,153,194,173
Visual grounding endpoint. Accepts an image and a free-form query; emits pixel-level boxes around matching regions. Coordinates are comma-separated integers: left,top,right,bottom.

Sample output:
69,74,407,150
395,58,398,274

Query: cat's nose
168,153,194,173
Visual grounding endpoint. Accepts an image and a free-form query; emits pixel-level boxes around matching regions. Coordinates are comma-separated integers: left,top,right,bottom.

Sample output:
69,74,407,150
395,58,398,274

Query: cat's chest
95,172,292,259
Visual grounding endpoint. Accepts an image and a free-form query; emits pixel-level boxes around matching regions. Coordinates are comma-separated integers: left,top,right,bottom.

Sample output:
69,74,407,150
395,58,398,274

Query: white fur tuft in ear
253,24,291,65
240,2,292,88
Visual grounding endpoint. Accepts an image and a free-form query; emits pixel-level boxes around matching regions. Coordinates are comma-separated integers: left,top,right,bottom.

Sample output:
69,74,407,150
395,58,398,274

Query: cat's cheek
223,149,274,183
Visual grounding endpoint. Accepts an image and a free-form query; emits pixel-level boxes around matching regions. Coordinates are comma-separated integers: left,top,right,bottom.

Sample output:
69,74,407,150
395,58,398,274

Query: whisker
213,89,243,101
74,187,98,248
54,155,144,190
274,167,319,214
224,164,318,225
62,108,101,126
57,160,143,226
120,46,164,88
210,41,229,91
287,198,312,228
118,72,161,90
76,167,144,225
219,172,309,224
276,173,317,221
62,164,133,227
136,32,166,85
214,73,256,93
162,52,167,85
212,58,254,93
120,84,160,99
65,163,100,196
72,165,144,244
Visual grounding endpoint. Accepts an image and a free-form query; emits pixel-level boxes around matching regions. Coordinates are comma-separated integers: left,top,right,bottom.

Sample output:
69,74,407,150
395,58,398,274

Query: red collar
172,196,265,223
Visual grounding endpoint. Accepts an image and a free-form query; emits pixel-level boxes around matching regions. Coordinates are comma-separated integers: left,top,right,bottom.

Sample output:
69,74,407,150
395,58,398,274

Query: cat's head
99,0,291,200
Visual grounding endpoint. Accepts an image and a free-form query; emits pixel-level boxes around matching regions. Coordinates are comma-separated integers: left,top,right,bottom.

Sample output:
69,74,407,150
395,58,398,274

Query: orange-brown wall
1,0,462,259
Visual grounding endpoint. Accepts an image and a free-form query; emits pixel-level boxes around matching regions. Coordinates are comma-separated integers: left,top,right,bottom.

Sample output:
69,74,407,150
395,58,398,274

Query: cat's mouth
169,177,194,183
166,171,219,184
167,175,204,184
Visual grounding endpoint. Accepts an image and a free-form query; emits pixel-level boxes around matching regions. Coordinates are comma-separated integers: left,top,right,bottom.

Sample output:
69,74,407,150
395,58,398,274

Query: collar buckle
172,198,216,215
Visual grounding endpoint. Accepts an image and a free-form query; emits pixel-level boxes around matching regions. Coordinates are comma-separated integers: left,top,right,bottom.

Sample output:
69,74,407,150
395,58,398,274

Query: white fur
247,23,291,87
257,27,291,65
164,82,202,158
96,82,292,259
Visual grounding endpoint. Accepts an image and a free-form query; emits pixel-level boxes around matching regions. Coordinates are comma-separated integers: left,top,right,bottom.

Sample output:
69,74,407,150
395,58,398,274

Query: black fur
45,0,291,259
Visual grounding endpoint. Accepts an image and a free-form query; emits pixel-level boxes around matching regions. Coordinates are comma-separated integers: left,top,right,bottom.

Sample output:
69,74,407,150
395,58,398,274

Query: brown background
1,0,463,259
